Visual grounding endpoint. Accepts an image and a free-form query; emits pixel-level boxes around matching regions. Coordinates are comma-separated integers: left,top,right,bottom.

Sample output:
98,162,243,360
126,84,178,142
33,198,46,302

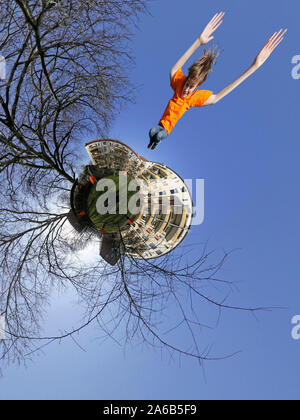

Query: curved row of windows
85,140,192,260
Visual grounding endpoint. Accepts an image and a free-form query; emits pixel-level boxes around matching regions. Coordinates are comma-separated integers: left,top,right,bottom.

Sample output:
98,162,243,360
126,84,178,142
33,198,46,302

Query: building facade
68,139,193,263
85,139,193,259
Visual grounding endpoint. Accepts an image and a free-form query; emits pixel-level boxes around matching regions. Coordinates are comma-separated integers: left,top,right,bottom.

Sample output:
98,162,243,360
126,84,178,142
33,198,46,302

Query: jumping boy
148,11,287,150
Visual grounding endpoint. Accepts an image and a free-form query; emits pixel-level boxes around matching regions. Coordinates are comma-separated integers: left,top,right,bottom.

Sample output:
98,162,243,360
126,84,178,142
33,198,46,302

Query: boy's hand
252,29,287,69
199,12,225,45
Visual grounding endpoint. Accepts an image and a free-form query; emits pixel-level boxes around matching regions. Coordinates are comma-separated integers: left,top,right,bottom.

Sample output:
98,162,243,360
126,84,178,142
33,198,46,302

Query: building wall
85,139,193,259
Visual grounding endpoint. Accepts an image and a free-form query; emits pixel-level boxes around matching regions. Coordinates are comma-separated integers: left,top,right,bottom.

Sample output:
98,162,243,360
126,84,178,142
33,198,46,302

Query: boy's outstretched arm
170,12,225,82
204,29,287,105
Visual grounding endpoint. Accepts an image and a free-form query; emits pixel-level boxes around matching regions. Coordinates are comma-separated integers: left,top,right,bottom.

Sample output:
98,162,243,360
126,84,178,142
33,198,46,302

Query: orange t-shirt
159,68,213,134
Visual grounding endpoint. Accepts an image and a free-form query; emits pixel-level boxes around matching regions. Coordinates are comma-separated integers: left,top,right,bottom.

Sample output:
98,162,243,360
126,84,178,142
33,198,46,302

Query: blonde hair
187,45,221,87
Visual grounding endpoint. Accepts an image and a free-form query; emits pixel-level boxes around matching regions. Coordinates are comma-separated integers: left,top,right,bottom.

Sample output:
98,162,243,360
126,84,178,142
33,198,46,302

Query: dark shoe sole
147,142,160,150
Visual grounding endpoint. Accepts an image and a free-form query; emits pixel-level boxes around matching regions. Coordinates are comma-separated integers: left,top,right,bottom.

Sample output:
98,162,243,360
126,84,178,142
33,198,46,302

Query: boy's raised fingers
213,14,224,26
268,31,279,44
268,29,287,49
271,35,285,50
264,29,284,49
266,31,280,47
269,29,286,44
211,11,224,25
211,20,223,32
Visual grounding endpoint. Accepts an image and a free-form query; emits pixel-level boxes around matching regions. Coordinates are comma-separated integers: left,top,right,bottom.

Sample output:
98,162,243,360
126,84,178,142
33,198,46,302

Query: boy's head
182,46,221,98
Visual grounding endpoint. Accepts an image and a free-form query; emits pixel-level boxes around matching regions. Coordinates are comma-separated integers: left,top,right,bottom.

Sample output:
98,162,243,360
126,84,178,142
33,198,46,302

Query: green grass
87,173,138,233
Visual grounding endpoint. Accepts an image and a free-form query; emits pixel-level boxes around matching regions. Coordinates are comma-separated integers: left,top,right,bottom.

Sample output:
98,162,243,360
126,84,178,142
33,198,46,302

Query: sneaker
147,140,160,150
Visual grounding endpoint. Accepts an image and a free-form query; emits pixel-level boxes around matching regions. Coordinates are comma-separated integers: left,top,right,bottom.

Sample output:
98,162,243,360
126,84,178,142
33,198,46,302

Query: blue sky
1,0,300,400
